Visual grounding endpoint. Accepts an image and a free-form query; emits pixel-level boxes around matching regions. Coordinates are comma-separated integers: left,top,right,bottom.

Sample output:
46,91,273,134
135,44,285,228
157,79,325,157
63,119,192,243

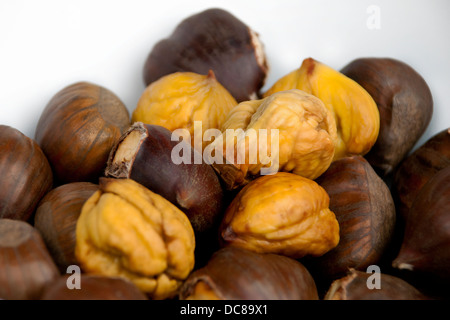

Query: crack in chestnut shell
143,8,268,102
35,81,130,185
0,125,53,221
309,156,396,281
179,247,319,300
341,58,433,177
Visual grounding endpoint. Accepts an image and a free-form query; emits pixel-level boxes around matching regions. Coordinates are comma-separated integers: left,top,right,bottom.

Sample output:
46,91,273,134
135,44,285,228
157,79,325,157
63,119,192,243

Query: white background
1,0,449,151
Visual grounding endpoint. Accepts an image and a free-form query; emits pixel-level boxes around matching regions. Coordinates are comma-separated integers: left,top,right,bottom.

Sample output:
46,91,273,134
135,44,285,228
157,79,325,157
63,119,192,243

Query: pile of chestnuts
0,7,449,301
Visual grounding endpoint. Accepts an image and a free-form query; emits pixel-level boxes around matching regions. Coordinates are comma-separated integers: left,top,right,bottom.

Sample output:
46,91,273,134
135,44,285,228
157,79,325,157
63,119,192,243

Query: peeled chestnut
0,219,59,300
0,125,53,221
392,166,450,282
324,269,427,300
105,122,224,235
34,182,99,272
179,247,319,300
341,58,433,177
35,81,130,184
143,8,268,102
394,128,450,219
310,156,396,280
40,275,147,300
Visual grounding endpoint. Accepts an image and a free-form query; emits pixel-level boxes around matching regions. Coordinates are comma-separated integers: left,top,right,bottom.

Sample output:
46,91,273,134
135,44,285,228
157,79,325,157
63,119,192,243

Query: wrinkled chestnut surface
325,269,427,300
75,178,196,300
0,219,59,300
35,81,130,184
0,125,53,221
105,122,224,235
143,8,268,102
180,247,319,300
341,57,433,177
34,182,99,272
219,172,339,259
310,156,396,280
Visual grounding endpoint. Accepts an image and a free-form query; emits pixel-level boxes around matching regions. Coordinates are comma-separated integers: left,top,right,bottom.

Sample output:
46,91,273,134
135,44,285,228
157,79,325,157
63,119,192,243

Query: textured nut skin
394,128,450,219
219,172,339,259
325,269,427,300
0,219,59,300
143,8,268,102
341,58,433,177
392,166,450,282
0,125,53,221
263,58,379,161
41,275,148,300
35,81,130,184
34,182,99,272
311,156,396,280
209,89,337,190
75,178,195,300
133,71,237,152
180,247,319,300
105,122,224,234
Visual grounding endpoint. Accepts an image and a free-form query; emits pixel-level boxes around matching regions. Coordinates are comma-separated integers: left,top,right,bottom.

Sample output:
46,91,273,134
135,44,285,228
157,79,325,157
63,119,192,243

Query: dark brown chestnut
0,125,53,221
341,58,433,177
394,128,450,219
0,219,60,300
40,274,147,300
392,166,450,282
324,269,428,300
309,156,396,280
105,122,224,235
179,247,318,300
34,182,99,272
35,81,130,184
142,8,269,102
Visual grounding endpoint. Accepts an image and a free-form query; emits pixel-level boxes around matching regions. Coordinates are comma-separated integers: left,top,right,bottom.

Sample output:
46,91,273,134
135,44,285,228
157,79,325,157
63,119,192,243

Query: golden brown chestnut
40,274,148,300
34,182,99,272
0,219,59,300
392,166,450,282
105,122,224,235
35,81,130,184
394,128,450,219
324,269,428,300
143,8,268,102
180,247,319,300
311,156,396,280
341,58,433,177
0,125,53,221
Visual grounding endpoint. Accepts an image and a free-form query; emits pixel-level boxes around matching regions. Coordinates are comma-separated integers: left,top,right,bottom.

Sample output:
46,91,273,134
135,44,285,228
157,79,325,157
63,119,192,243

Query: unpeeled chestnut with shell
34,182,99,272
0,219,59,300
179,247,319,300
35,81,130,184
0,125,53,221
143,8,269,102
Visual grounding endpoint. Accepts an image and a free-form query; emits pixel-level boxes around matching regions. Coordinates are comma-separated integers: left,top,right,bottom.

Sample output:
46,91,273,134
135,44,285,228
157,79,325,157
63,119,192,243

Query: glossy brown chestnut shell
34,182,99,272
40,274,148,300
0,219,59,300
0,125,53,221
341,57,433,177
35,81,130,184
105,122,224,235
143,8,268,102
179,246,319,300
394,128,450,219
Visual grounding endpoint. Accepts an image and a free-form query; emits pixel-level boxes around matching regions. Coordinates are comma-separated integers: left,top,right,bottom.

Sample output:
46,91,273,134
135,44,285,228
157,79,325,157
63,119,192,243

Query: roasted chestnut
35,81,130,184
0,125,53,221
34,182,99,272
143,8,269,102
341,58,433,177
0,219,59,300
180,247,319,300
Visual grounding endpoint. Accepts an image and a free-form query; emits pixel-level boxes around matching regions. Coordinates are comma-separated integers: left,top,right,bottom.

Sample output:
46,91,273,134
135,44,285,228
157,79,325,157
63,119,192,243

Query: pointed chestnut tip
302,57,317,76
207,69,217,80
